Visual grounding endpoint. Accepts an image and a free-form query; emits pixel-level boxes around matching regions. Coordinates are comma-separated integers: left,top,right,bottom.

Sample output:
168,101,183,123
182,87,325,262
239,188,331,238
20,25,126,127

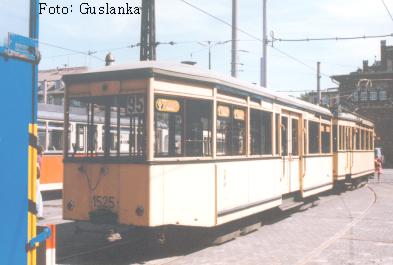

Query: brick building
332,40,393,166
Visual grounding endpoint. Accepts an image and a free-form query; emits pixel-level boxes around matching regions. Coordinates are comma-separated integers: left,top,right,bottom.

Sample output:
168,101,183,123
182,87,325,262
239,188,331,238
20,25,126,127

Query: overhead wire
179,0,334,81
40,41,104,62
271,33,393,43
380,0,393,22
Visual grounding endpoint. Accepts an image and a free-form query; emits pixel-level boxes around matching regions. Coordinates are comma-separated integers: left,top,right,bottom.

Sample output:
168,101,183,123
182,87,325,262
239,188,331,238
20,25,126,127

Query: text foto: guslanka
39,3,141,15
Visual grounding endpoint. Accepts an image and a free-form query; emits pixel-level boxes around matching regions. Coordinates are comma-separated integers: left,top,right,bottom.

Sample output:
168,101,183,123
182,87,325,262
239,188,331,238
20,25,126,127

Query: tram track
294,185,377,265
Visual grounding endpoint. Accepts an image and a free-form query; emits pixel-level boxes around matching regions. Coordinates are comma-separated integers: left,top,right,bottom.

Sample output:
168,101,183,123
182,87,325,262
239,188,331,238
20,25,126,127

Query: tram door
281,112,301,194
0,1,40,264
345,127,352,175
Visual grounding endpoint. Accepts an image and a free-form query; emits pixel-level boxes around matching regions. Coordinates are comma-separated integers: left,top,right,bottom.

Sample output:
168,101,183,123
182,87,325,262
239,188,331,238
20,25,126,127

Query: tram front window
66,94,146,160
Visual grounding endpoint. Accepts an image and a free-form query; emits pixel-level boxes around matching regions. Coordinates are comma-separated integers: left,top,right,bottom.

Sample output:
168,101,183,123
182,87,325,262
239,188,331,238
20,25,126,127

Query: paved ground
155,171,393,265
40,170,393,265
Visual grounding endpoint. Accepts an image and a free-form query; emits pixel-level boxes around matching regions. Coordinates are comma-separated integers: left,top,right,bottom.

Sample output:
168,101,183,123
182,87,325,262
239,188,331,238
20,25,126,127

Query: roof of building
39,66,87,82
63,61,332,116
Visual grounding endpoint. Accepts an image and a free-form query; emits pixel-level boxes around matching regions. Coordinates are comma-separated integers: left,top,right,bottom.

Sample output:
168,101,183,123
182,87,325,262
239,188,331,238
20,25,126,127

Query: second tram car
62,62,375,227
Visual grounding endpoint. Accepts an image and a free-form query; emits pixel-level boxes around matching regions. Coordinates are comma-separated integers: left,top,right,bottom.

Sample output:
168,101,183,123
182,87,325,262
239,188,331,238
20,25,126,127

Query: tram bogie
61,62,375,228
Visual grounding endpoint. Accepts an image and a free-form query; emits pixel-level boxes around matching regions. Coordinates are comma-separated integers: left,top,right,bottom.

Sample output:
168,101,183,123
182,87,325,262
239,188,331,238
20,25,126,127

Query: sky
38,0,393,96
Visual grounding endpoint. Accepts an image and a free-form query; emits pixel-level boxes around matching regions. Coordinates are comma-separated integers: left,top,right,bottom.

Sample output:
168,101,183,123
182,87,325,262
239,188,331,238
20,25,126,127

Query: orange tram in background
57,62,375,228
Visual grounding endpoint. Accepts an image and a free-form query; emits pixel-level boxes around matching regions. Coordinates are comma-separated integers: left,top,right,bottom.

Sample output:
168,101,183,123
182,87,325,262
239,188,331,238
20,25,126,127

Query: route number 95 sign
127,95,145,114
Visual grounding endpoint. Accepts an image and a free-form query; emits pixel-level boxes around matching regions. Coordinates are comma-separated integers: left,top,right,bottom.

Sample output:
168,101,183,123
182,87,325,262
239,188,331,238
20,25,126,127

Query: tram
62,62,375,227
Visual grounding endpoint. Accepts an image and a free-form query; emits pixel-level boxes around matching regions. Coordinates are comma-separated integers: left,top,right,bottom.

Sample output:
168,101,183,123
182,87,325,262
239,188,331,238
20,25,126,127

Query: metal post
231,0,238,77
140,0,156,61
261,0,267,87
317,61,321,105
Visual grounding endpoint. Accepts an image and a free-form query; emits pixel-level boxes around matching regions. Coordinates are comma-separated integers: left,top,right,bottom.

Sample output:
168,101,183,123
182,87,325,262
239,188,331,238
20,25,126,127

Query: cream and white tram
332,112,375,183
62,62,372,227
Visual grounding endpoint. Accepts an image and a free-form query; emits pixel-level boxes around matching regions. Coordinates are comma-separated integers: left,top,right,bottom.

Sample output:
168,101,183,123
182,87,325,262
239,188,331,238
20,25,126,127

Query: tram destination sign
127,95,145,115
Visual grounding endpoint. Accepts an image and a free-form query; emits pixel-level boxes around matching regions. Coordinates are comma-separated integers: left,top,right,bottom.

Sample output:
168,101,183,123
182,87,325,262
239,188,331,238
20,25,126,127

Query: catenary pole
231,0,238,77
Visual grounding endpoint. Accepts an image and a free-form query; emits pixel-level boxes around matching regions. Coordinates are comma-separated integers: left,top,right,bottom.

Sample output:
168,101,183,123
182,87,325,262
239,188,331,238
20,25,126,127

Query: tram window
321,124,331,154
216,104,246,156
281,116,288,156
217,105,231,156
361,129,365,150
250,110,261,155
232,108,246,155
261,112,272,155
355,129,360,150
155,98,183,157
275,114,280,155
250,110,272,155
339,126,344,150
48,122,64,151
185,100,212,157
371,132,374,150
67,95,146,159
345,127,351,150
154,97,213,158
38,121,47,151
333,125,338,152
351,128,355,151
75,124,85,152
292,119,299,156
308,121,320,154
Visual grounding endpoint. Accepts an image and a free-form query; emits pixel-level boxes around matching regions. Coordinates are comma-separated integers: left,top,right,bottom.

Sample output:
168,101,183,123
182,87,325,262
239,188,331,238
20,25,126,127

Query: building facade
38,66,87,105
332,40,393,166
300,88,339,108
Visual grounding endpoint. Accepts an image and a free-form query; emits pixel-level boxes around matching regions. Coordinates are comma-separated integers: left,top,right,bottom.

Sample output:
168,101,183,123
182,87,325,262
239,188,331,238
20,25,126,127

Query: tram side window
275,114,280,155
339,126,344,150
185,100,212,156
352,128,356,151
292,119,299,156
321,124,331,154
154,97,212,157
47,122,64,151
217,105,231,156
154,99,183,157
333,125,338,152
355,129,360,150
216,104,246,156
281,116,288,156
308,121,320,154
250,110,272,155
38,121,47,151
232,109,246,155
345,127,351,150
365,131,368,150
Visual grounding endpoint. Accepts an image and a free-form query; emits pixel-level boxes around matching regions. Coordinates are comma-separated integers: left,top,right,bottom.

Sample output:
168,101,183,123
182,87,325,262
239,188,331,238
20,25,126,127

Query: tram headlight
135,206,144,217
66,200,75,211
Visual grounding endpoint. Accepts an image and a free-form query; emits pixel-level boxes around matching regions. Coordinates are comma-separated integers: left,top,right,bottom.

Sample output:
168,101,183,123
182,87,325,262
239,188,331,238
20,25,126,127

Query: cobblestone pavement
47,170,393,265
140,170,393,265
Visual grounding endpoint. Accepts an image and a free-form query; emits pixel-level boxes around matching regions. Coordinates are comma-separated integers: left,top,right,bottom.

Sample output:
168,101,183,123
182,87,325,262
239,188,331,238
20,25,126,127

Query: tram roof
337,111,374,127
63,61,332,116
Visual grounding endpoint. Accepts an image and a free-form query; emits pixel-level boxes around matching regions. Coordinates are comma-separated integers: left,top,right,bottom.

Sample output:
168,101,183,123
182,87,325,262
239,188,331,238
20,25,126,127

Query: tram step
212,230,241,245
240,222,261,236
279,200,304,212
